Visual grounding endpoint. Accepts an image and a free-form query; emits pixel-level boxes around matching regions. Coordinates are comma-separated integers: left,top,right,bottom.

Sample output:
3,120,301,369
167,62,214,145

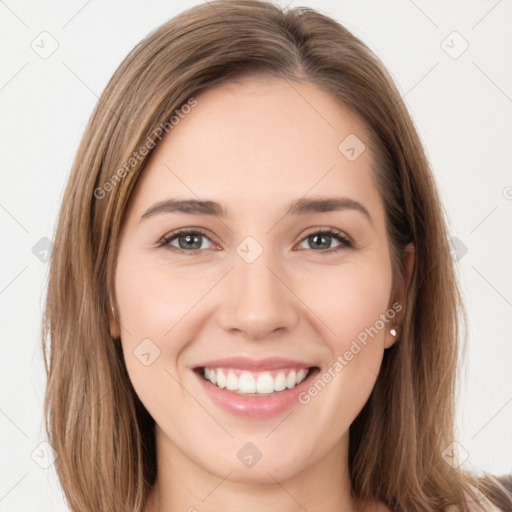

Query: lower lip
195,368,318,419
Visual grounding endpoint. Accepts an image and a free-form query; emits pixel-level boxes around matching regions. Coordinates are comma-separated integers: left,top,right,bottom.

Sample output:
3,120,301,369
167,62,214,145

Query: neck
145,427,360,512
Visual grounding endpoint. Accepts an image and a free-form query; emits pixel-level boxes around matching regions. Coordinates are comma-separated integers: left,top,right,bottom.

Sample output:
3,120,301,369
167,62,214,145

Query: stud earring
389,328,397,337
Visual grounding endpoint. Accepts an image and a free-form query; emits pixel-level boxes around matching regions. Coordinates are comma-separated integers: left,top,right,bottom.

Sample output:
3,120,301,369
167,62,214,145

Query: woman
42,1,512,511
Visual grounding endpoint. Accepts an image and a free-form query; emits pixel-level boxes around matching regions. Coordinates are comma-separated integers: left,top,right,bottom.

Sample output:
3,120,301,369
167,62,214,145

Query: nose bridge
218,238,299,338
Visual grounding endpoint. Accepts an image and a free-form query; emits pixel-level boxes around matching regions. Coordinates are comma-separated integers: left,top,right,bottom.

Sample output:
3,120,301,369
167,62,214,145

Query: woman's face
113,77,400,484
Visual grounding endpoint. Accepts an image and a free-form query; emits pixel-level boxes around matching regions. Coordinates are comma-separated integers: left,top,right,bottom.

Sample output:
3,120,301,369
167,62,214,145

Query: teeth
202,367,310,395
216,369,226,388
239,372,256,393
286,370,297,389
226,372,238,391
297,368,308,383
256,373,274,394
274,372,287,392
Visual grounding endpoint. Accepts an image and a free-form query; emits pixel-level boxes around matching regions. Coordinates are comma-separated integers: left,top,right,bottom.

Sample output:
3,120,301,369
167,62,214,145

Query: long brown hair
42,1,512,510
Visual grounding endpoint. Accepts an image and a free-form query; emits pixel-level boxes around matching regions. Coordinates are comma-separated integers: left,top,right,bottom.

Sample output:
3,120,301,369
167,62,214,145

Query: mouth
191,356,321,417
194,366,318,396
192,358,320,418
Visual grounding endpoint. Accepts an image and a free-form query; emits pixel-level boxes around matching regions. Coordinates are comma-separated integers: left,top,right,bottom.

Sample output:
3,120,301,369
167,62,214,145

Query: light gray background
1,1,511,510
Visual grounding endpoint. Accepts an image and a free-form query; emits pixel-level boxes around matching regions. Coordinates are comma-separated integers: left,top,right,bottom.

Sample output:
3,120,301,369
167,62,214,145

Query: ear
107,301,121,340
384,243,415,348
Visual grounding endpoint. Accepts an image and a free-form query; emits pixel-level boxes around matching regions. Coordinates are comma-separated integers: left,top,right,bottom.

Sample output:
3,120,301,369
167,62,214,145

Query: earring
389,328,397,337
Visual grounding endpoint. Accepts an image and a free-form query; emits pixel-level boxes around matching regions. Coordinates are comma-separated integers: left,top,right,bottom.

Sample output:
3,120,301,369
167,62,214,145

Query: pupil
311,233,330,249
181,233,201,249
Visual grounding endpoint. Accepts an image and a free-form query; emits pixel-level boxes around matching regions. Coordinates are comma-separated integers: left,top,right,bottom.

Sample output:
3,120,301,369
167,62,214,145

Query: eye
158,227,353,255
296,228,353,253
158,228,217,254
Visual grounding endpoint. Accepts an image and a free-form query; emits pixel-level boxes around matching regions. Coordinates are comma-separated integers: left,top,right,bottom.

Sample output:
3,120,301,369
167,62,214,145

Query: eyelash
157,227,354,255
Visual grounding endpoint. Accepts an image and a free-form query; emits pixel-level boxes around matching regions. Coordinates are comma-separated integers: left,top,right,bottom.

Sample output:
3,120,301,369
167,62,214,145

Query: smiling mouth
194,366,319,396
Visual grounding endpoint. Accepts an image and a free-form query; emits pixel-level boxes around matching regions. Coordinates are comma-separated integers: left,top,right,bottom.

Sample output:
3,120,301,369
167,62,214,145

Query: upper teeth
203,368,309,395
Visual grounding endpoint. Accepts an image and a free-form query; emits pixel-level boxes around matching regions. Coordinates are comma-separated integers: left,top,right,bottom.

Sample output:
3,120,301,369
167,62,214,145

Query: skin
111,76,413,512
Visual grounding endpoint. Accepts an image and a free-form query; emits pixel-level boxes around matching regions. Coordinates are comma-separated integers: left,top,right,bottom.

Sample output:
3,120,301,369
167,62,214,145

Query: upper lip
193,357,315,371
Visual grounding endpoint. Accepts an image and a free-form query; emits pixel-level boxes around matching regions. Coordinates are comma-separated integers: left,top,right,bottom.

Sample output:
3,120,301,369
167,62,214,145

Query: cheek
115,252,208,343
114,253,202,430
301,258,393,349
114,251,225,403
114,252,190,381
293,260,393,429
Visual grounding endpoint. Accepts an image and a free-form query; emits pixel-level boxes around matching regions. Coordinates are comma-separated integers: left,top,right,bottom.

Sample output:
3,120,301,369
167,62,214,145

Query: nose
217,250,300,340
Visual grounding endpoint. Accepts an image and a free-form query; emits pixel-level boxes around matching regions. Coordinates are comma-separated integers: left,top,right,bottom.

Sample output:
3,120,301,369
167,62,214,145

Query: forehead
127,77,382,220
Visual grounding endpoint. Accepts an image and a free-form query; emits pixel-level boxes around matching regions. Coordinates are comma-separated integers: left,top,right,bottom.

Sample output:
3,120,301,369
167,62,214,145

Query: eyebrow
140,196,372,224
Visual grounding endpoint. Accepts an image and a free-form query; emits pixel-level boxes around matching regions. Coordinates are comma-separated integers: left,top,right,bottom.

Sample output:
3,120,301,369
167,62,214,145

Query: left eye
297,229,353,252
158,228,352,254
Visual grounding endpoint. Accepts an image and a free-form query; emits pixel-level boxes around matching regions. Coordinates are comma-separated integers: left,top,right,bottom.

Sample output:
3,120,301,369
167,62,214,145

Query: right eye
158,228,218,254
